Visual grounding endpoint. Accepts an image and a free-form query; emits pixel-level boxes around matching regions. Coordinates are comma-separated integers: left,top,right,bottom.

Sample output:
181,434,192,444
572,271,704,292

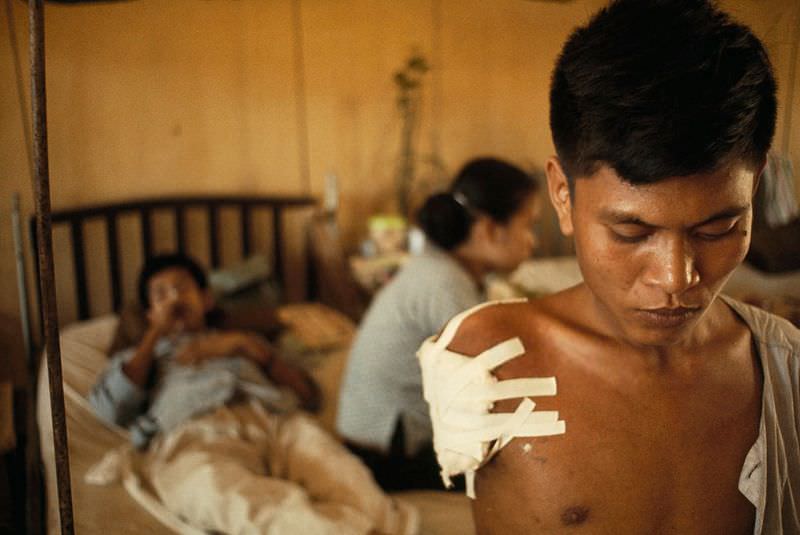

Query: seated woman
336,157,541,490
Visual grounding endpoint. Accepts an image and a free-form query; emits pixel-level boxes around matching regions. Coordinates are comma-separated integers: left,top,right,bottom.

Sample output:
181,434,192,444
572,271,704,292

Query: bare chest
473,348,762,534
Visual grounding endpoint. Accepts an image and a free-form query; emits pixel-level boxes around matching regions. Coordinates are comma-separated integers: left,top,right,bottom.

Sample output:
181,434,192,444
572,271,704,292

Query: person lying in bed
89,253,418,535
418,1,799,533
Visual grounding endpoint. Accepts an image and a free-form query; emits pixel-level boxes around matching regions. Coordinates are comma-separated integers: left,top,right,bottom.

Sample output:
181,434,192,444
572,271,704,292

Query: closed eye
608,224,651,243
694,218,739,240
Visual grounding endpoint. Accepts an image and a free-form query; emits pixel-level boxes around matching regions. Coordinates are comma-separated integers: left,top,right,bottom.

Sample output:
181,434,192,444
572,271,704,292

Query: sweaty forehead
573,165,755,226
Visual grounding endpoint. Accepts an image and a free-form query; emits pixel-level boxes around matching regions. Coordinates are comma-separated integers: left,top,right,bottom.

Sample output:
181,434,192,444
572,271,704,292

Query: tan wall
1,0,799,327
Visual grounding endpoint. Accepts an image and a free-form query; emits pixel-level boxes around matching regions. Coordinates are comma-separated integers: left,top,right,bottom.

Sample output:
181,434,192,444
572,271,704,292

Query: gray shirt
336,245,482,456
723,296,800,534
89,332,296,447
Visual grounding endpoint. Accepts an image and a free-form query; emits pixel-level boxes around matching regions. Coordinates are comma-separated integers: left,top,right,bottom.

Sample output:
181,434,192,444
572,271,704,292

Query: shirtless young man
418,1,799,533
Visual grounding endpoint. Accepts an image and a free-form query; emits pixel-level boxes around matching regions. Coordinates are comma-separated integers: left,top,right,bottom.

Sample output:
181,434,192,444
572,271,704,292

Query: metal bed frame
28,195,316,331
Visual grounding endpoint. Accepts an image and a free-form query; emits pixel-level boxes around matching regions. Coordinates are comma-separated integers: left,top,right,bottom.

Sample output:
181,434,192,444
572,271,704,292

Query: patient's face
569,163,756,347
147,267,210,333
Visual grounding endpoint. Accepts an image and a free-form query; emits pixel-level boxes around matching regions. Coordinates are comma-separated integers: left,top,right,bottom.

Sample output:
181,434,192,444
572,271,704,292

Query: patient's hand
174,331,320,412
174,331,271,366
148,299,186,337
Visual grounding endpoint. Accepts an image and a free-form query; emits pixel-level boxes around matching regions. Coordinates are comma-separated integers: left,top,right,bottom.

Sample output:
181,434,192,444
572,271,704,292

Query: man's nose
642,236,700,295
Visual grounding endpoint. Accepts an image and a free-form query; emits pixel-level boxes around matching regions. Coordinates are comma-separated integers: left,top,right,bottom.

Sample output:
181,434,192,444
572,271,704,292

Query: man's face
147,267,210,333
547,160,757,347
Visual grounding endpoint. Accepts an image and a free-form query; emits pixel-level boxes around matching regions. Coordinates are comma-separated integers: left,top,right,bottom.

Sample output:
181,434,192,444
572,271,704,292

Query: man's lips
641,306,702,314
633,306,703,327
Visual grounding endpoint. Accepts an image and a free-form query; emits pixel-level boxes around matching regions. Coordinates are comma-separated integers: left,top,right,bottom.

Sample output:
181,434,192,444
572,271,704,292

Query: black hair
137,253,208,309
416,157,539,250
549,0,777,188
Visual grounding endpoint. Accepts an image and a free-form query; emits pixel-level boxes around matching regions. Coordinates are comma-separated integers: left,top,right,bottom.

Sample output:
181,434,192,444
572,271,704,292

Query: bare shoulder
445,288,581,357
444,299,536,355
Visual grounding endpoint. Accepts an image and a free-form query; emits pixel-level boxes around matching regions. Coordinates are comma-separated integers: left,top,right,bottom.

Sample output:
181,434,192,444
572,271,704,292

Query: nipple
560,505,590,526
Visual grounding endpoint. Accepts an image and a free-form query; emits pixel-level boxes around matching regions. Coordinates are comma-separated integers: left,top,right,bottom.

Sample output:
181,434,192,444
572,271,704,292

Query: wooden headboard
28,194,317,331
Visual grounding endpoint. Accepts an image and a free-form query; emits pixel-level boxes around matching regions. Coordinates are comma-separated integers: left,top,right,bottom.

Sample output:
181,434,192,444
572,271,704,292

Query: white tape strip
418,300,566,499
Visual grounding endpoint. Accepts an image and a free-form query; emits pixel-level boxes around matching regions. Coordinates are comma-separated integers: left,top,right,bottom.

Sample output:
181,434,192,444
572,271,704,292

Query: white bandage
417,300,566,499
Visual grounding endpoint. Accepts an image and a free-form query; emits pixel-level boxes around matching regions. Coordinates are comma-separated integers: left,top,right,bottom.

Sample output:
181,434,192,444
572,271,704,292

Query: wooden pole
28,1,75,533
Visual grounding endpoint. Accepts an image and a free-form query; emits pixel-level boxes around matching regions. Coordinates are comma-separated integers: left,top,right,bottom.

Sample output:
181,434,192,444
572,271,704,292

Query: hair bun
416,192,472,250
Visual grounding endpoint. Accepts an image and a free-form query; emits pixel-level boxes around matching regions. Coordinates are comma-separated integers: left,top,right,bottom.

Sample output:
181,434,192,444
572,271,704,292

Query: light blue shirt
89,332,295,448
336,245,482,455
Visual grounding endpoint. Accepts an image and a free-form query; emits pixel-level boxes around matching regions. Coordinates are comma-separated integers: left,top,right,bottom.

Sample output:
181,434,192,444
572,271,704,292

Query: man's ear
545,156,574,236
